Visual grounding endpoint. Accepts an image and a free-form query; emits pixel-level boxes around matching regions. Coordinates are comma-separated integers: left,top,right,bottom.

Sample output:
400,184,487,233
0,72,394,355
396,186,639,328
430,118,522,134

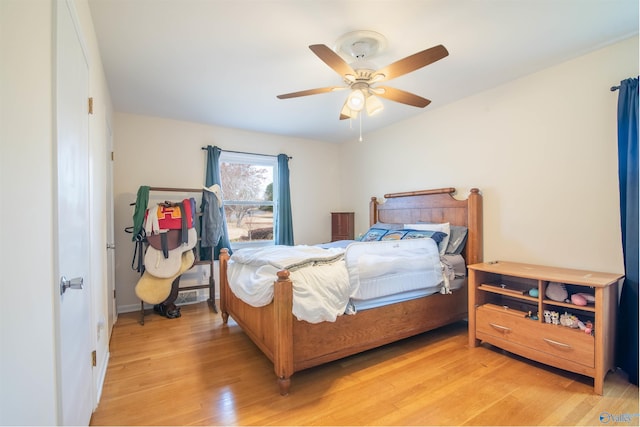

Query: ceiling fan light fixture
340,100,358,120
366,94,384,116
347,89,365,111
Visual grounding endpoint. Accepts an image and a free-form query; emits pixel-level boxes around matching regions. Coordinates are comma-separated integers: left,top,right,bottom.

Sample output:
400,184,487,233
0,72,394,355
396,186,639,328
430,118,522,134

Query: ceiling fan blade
277,86,344,99
309,44,356,79
376,86,431,108
373,44,448,82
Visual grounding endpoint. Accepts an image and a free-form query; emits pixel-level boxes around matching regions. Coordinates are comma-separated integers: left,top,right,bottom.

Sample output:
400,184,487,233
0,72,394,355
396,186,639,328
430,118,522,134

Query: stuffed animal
546,282,568,302
560,312,580,328
571,293,587,306
572,292,595,305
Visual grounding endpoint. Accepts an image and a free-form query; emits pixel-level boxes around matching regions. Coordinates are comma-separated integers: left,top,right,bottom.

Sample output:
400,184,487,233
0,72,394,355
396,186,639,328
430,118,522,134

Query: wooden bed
219,187,483,395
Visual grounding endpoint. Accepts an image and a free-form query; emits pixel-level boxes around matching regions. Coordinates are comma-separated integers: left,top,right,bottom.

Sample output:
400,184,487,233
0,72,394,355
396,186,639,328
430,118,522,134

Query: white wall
338,36,638,274
0,1,58,424
0,0,113,424
112,114,342,311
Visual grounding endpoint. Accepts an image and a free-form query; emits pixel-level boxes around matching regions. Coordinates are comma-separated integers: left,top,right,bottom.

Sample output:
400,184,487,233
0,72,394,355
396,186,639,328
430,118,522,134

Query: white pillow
404,223,450,255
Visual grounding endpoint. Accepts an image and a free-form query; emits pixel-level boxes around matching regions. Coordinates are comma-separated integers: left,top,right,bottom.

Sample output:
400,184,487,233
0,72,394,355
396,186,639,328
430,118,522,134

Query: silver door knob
60,276,83,295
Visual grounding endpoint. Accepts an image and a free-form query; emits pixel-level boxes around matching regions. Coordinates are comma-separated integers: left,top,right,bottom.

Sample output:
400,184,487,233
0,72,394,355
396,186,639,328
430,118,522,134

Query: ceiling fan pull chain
359,115,363,142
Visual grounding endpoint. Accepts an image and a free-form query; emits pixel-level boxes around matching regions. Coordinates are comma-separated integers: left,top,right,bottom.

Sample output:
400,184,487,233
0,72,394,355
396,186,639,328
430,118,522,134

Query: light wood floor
91,301,638,426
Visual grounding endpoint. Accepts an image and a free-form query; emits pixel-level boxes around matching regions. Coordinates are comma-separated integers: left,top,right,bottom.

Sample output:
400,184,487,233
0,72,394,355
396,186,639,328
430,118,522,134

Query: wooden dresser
331,212,354,241
468,261,623,394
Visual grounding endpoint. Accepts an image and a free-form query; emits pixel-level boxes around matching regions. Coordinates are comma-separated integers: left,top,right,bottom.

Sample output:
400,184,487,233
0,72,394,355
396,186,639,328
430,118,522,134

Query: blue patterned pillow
380,230,408,240
360,228,387,242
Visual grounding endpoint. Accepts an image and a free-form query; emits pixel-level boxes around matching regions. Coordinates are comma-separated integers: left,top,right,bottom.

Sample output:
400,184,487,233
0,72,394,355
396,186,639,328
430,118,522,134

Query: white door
55,0,94,424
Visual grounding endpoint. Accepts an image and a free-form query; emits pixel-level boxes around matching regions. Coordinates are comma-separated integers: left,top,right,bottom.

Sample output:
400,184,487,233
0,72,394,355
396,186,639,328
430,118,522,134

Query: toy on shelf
541,308,595,335
546,282,568,301
571,293,587,305
560,312,580,328
571,292,595,306
578,320,594,335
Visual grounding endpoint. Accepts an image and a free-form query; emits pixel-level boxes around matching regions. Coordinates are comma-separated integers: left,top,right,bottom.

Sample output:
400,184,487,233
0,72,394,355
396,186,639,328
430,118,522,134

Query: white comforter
227,239,444,323
227,245,350,323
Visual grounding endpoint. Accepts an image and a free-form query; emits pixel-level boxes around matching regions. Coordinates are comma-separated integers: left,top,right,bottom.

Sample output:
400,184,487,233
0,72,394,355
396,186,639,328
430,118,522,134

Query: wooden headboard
369,187,483,265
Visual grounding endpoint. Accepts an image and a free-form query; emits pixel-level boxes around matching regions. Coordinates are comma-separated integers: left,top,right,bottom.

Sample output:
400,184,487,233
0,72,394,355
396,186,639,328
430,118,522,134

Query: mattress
345,239,443,300
351,276,466,311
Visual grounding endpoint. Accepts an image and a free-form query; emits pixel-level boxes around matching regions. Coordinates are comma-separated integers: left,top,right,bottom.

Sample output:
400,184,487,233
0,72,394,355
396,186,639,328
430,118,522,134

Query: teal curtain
615,77,639,386
202,145,232,260
275,154,294,245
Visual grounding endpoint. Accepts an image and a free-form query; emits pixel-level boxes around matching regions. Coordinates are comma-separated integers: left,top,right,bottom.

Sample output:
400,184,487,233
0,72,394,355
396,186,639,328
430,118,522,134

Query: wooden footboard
219,248,295,394
219,187,482,395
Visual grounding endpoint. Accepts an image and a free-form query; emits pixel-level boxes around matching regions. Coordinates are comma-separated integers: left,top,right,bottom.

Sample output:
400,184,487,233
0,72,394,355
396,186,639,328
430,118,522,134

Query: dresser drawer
476,305,594,368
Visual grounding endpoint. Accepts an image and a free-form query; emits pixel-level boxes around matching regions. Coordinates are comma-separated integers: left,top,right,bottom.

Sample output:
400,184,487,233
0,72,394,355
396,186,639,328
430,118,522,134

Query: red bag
145,199,193,233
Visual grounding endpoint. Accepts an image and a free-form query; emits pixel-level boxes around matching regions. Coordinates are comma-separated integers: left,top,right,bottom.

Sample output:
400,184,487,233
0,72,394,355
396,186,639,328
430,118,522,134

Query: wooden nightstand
331,212,354,241
468,261,623,394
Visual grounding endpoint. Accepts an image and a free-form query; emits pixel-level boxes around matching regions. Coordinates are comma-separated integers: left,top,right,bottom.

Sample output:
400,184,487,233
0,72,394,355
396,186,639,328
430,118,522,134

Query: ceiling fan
276,31,449,120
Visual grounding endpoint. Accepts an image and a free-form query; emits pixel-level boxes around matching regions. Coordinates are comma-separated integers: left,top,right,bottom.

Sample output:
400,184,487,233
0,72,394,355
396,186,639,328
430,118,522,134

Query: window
219,151,278,248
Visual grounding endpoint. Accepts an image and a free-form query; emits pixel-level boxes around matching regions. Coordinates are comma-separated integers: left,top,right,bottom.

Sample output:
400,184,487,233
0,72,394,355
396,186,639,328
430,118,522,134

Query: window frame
219,151,278,250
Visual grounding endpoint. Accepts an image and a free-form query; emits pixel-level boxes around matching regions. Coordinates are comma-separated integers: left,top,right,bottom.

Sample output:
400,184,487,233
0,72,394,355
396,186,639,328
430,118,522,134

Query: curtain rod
610,85,620,91
201,146,292,159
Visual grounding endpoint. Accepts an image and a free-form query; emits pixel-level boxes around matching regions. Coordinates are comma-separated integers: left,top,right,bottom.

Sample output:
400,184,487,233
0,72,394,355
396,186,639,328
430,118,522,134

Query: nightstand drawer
476,305,594,368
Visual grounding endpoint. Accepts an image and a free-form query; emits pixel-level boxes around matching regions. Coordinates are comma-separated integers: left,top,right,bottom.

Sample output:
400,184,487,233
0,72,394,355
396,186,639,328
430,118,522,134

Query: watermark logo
599,412,640,423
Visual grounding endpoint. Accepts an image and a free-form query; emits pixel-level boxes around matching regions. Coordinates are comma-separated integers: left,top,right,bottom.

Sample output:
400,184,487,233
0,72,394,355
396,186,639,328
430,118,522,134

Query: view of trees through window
220,159,275,243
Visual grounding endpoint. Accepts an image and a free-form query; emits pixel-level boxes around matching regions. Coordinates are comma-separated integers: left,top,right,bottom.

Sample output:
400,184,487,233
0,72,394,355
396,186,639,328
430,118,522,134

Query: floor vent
176,290,199,306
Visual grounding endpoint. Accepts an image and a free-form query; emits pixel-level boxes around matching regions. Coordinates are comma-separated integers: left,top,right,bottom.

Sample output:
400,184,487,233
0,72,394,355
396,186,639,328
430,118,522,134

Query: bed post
466,188,483,265
219,248,230,324
369,196,379,227
273,269,294,395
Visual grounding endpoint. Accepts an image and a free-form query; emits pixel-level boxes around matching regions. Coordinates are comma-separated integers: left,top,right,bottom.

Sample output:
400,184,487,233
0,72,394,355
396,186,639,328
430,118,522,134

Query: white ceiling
88,0,638,144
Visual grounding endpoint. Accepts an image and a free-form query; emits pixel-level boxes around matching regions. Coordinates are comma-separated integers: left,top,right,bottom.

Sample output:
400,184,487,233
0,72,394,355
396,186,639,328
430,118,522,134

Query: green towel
132,186,150,240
